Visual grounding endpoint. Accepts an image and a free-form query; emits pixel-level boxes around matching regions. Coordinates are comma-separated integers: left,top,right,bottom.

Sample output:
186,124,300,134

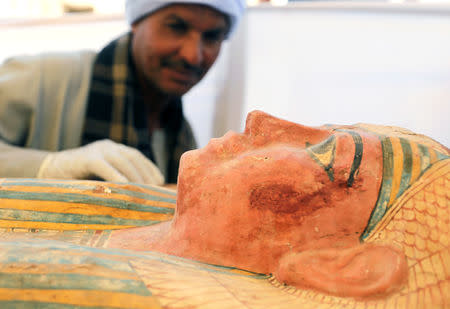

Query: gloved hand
37,139,164,185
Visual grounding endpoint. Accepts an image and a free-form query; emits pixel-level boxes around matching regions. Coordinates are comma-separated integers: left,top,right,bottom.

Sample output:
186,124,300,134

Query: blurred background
1,0,449,147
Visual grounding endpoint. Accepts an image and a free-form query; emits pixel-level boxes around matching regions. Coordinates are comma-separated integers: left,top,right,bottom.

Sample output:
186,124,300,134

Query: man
0,0,246,184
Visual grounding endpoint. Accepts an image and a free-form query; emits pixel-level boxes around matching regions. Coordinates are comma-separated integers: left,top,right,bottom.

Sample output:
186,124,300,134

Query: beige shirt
0,51,96,177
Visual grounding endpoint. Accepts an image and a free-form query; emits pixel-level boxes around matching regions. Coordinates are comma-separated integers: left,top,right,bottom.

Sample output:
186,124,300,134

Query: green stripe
0,273,150,295
361,136,393,241
436,151,450,161
0,191,174,214
0,301,128,309
346,131,363,187
397,138,413,199
0,208,161,227
418,144,431,174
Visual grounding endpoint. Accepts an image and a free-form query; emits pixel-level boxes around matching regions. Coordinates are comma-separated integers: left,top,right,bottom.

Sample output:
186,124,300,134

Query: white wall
227,4,450,147
0,18,126,59
1,4,450,148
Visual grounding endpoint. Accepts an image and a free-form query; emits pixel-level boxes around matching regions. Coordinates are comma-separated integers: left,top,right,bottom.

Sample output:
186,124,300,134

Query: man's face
131,4,228,96
175,111,384,273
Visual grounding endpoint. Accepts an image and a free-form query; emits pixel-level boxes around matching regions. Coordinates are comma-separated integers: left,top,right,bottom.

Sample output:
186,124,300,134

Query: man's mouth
166,67,199,83
162,60,203,84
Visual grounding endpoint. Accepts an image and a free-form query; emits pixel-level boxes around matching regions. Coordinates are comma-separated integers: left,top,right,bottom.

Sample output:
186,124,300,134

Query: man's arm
0,54,48,177
0,53,165,184
0,139,48,177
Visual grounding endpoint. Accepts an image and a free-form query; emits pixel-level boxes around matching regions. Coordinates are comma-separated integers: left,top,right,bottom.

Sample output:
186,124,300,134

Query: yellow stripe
429,148,438,164
0,199,173,221
2,179,176,199
410,142,422,183
388,137,404,207
0,263,138,281
0,220,133,231
0,288,161,309
0,186,175,209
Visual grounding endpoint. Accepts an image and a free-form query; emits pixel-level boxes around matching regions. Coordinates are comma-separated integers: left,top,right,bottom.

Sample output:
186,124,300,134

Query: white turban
125,0,246,39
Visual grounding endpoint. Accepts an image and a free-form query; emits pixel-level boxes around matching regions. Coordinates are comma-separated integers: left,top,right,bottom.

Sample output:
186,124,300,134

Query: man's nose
179,35,204,67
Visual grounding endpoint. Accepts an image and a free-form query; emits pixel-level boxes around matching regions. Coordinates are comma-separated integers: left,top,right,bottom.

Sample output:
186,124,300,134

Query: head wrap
125,0,246,39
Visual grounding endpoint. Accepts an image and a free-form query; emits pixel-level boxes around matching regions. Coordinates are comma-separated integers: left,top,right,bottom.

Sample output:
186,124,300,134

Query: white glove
37,139,164,185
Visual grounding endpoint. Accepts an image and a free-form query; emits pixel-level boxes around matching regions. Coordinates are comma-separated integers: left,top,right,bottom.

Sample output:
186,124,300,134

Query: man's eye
203,31,224,44
168,23,187,34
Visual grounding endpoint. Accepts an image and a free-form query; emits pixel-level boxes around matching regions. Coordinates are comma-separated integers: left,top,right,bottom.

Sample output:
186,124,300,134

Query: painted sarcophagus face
0,110,448,308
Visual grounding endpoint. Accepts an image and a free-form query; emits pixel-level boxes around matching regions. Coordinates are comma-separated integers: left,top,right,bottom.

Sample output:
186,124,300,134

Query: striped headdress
358,124,449,240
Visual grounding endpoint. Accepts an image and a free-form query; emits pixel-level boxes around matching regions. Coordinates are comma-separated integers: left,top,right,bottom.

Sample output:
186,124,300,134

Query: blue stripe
0,208,162,227
0,191,174,214
2,180,176,202
0,273,151,295
397,138,413,199
0,252,134,273
361,136,393,240
0,301,126,309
